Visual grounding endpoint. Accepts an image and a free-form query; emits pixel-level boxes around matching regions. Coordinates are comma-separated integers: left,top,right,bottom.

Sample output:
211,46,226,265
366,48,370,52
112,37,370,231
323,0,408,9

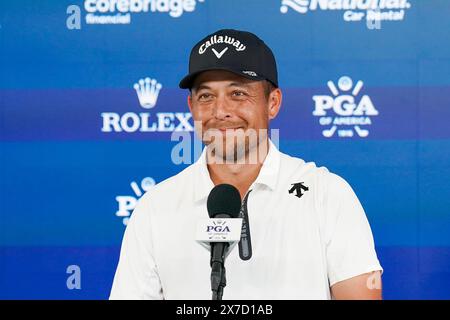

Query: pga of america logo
197,218,242,242
280,0,412,23
312,76,379,138
101,76,193,133
207,220,231,241
207,220,231,233
115,177,156,225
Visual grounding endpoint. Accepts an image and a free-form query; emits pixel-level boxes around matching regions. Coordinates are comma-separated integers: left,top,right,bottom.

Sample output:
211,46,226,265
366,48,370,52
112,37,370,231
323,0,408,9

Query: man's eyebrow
228,81,252,88
192,81,253,93
192,84,211,92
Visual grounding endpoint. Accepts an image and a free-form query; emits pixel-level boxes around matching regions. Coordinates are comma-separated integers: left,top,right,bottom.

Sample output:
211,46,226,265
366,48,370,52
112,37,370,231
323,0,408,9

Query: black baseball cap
179,29,278,89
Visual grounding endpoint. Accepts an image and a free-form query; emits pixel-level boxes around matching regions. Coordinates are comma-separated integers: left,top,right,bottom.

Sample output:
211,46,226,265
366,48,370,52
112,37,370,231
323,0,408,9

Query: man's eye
198,93,212,100
232,91,246,97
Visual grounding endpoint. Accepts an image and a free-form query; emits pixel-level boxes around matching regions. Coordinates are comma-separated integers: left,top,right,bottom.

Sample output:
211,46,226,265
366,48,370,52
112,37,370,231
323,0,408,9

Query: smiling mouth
217,127,243,132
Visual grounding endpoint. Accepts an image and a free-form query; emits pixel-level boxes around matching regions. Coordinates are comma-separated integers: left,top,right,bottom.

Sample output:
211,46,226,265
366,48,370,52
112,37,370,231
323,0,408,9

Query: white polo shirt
110,140,382,300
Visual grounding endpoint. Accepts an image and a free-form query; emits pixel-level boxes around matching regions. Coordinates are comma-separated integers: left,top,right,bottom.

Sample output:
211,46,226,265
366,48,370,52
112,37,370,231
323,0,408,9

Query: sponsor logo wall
1,0,450,299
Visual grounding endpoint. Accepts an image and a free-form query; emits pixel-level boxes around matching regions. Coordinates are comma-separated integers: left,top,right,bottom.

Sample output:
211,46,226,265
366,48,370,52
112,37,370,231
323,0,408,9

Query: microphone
205,184,242,300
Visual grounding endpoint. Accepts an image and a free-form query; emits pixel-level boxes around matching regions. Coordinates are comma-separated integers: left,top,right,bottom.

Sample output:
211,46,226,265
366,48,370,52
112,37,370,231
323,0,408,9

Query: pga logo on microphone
206,221,230,234
196,218,243,243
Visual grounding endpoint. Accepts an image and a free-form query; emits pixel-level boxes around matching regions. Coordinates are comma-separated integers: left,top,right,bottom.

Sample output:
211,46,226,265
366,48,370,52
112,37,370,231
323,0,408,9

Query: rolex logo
133,77,162,109
101,76,193,133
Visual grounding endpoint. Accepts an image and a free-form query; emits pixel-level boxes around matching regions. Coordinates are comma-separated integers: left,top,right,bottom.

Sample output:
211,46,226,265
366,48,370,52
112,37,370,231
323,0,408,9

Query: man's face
187,70,281,162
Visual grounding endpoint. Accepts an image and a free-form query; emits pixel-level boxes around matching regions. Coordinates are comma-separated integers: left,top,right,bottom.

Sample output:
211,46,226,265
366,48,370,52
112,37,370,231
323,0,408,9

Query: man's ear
187,93,193,114
268,88,282,120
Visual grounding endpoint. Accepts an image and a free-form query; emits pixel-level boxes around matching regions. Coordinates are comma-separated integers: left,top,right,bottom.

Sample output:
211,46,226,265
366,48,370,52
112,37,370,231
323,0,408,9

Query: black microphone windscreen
207,184,242,218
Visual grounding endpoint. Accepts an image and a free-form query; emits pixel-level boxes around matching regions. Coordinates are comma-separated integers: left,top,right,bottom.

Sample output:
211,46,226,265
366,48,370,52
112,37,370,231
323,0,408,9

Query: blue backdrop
1,0,450,299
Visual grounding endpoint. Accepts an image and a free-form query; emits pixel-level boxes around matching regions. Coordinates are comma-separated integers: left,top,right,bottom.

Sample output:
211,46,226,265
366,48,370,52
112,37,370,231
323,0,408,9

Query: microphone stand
210,242,227,300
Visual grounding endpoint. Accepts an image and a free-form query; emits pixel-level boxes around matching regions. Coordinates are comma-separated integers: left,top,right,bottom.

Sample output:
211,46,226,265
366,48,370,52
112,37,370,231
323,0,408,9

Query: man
110,29,383,300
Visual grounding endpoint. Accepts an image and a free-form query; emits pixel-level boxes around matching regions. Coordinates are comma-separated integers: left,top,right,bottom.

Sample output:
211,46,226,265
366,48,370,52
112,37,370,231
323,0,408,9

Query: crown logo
133,77,162,109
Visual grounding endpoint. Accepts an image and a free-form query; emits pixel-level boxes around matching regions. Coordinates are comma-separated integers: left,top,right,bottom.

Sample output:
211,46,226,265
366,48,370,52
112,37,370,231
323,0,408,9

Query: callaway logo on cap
179,29,278,89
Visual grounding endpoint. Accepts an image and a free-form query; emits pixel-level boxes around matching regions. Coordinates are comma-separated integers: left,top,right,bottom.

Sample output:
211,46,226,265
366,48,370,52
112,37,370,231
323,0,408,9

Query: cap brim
178,67,266,89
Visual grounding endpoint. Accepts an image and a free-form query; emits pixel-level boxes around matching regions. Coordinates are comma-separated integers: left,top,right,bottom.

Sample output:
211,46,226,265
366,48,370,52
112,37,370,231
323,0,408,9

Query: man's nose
213,95,233,120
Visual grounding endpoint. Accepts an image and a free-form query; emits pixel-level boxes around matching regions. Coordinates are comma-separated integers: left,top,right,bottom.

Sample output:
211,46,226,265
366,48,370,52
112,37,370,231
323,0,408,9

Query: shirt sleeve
322,172,383,287
109,192,164,300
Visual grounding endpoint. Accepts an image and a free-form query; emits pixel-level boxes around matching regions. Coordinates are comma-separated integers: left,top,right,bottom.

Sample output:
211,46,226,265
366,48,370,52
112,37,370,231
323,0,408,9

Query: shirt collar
193,139,281,202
